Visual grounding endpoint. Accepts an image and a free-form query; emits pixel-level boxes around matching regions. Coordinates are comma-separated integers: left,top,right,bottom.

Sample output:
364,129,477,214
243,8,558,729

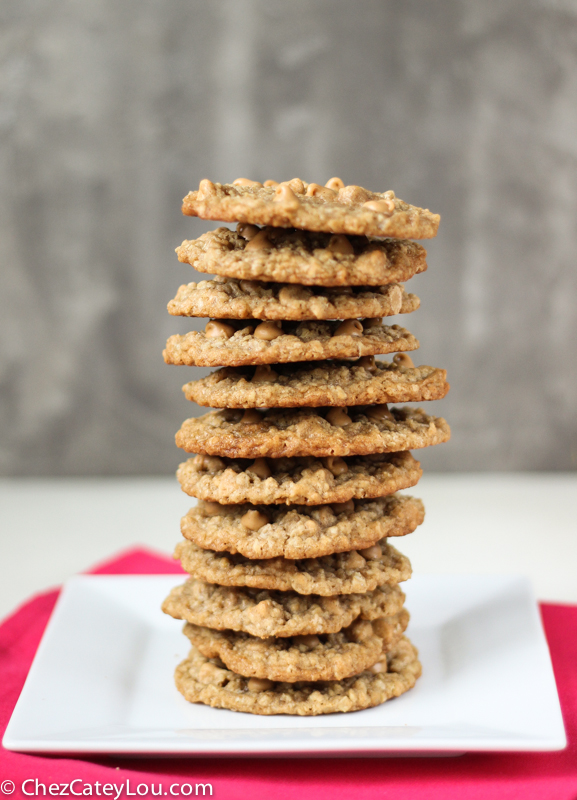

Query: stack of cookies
161,177,450,716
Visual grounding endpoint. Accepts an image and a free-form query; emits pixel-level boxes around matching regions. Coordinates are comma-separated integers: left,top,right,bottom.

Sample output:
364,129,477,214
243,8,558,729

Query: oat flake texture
162,177,447,715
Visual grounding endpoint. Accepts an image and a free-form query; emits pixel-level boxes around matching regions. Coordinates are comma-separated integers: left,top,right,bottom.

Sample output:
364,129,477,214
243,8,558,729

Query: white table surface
1,473,576,623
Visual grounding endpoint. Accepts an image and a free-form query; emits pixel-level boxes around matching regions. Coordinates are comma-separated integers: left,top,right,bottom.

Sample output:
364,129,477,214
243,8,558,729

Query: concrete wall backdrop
1,0,576,475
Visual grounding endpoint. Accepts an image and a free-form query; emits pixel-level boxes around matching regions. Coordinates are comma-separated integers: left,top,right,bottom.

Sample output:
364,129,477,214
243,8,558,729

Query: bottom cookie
174,636,421,716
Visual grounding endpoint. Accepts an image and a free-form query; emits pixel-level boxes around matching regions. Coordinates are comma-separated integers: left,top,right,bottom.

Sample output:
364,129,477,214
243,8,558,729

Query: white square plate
3,574,566,756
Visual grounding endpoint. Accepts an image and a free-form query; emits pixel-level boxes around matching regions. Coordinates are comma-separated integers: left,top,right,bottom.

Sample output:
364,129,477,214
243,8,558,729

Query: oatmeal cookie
176,226,427,287
179,494,424,560
182,612,409,682
162,578,405,639
183,357,449,408
182,178,439,239
176,406,451,459
177,451,422,505
168,277,419,321
175,539,412,595
163,320,418,368
174,636,421,715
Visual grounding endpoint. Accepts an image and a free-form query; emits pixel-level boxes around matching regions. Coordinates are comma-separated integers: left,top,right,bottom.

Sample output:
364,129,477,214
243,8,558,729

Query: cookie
175,539,412,595
182,357,449,408
163,320,418,368
168,277,419,321
162,578,405,639
177,451,422,505
179,494,424,560
174,636,421,715
181,178,440,239
176,226,428,287
175,406,451,459
181,611,409,682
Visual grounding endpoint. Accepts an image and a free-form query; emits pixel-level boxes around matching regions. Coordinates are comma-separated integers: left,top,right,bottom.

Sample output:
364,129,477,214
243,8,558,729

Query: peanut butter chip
325,177,345,191
205,320,235,339
390,285,404,314
278,285,310,304
241,409,262,424
372,617,397,639
306,183,337,201
359,544,382,559
197,179,216,198
338,185,372,204
323,456,348,476
237,223,260,241
363,317,382,329
247,677,274,692
244,229,271,251
287,178,305,194
357,355,377,370
233,178,263,187
334,319,363,336
239,279,260,292
201,501,223,517
326,407,352,427
369,661,387,674
254,320,283,340
393,353,415,368
205,456,225,470
274,183,300,209
251,600,271,619
345,551,366,570
293,634,321,648
246,457,271,479
332,499,355,514
366,404,394,422
350,620,374,642
193,454,225,471
327,234,355,255
241,509,270,531
310,506,334,527
198,662,228,686
363,199,395,215
252,365,278,383
263,179,278,188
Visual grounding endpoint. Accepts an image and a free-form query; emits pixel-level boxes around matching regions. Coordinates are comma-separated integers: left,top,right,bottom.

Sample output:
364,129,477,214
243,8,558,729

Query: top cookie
182,178,440,239
176,227,427,287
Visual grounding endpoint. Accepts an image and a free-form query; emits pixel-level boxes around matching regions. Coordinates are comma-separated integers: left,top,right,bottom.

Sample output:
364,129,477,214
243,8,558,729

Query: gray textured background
1,0,576,476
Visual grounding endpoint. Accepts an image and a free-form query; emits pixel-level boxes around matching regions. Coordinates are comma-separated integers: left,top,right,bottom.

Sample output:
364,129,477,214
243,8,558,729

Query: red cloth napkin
1,547,575,800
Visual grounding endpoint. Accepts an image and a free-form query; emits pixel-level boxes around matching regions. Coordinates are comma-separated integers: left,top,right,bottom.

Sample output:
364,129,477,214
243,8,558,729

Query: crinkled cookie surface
182,357,449,408
174,636,421,715
176,225,428,286
182,179,439,239
168,276,418,321
181,612,409,682
164,320,418,368
179,494,424,559
176,406,451,459
176,451,422,505
162,578,405,638
175,538,412,595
